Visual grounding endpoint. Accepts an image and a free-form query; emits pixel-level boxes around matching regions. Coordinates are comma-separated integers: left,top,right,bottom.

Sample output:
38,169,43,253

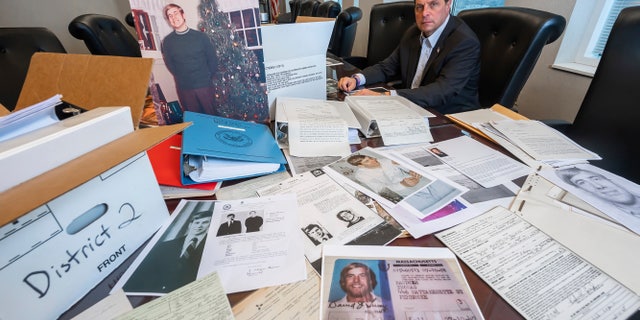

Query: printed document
114,195,306,295
427,135,532,188
485,119,601,163
256,170,401,272
280,98,353,157
436,207,640,320
378,143,521,237
512,173,640,295
233,261,320,320
116,272,233,320
345,95,434,144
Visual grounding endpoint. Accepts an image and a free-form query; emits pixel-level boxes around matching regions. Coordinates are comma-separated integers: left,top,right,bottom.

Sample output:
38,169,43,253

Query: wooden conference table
164,61,523,319
62,59,523,319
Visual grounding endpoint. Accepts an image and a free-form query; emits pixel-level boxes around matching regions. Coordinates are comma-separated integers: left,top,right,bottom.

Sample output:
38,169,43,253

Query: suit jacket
362,15,481,114
216,220,242,236
123,235,207,294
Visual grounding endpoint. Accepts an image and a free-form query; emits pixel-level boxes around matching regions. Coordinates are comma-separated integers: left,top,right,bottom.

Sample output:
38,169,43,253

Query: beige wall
0,0,590,122
0,0,135,54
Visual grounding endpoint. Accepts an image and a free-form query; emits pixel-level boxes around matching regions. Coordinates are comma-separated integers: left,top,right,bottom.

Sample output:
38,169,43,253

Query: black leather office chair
277,0,303,24
458,7,566,109
125,12,135,27
316,1,341,18
298,0,321,17
343,1,415,70
68,13,141,57
0,27,67,111
327,6,363,58
560,6,640,183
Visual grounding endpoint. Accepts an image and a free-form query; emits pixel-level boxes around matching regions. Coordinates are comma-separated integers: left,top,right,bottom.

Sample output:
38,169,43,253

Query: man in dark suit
338,0,481,114
216,213,242,236
123,210,212,294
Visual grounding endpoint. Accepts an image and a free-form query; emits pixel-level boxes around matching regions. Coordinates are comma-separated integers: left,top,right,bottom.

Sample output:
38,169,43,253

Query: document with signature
320,245,483,320
511,173,640,295
114,195,306,295
233,261,320,320
436,207,640,320
256,169,402,273
116,272,233,320
197,195,307,293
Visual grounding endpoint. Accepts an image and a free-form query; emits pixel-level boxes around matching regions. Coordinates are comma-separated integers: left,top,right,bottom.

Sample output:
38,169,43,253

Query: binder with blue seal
181,111,287,184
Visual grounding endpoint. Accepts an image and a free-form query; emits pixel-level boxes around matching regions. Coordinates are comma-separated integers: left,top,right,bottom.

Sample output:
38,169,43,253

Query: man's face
188,217,212,237
166,7,187,31
344,267,372,299
309,226,325,240
359,156,381,168
340,210,355,221
570,171,635,205
414,0,451,37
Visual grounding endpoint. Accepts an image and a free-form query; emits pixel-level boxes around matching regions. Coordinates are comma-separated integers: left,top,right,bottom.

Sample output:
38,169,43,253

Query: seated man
338,0,481,114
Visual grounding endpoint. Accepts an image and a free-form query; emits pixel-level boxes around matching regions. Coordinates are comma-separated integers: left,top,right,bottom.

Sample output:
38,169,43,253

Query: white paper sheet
262,21,335,119
511,173,640,295
436,207,640,320
428,136,532,188
488,119,601,162
115,272,233,320
256,170,399,272
539,163,640,236
197,195,307,293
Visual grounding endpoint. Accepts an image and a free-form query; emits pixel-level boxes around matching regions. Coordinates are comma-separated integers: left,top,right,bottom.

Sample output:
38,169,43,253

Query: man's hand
401,171,421,187
352,88,389,96
338,76,358,92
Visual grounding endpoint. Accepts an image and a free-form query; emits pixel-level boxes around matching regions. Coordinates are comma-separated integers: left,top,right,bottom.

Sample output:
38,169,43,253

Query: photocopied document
282,148,341,176
116,272,233,320
538,163,640,236
233,261,321,320
512,173,640,295
197,195,307,293
282,98,352,157
436,207,640,320
485,119,601,163
256,169,401,272
71,289,133,320
378,143,520,238
345,95,434,144
427,135,532,188
114,196,306,296
320,245,484,320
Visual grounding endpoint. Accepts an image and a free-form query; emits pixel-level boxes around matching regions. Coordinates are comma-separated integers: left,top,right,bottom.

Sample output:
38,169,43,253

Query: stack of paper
345,95,434,145
447,105,600,168
477,119,601,167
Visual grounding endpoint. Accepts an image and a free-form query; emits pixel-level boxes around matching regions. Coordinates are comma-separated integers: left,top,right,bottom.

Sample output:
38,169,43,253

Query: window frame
553,0,640,77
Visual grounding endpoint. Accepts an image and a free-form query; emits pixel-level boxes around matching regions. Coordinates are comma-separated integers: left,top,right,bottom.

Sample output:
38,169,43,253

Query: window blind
592,0,640,57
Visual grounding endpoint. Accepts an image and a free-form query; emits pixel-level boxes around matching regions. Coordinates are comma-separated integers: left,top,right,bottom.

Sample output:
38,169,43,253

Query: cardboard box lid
0,122,189,227
13,53,153,128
